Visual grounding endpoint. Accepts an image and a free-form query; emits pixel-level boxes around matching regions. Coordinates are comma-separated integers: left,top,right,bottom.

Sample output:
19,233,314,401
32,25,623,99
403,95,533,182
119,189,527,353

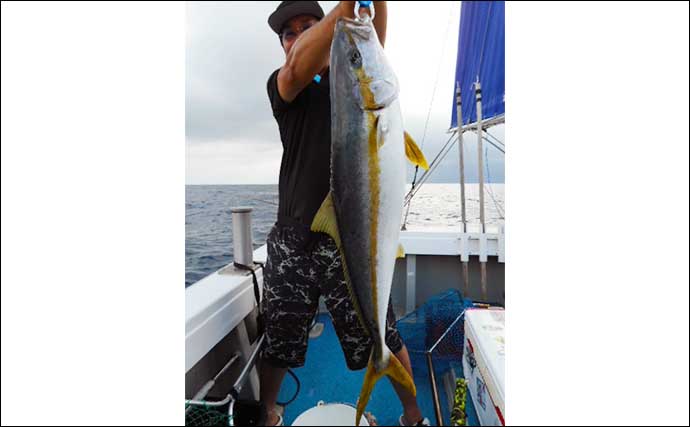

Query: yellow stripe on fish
366,110,380,336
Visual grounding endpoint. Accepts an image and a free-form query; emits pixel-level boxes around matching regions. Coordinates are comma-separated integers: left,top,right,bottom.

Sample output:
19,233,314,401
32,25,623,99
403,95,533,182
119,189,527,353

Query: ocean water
185,185,279,287
185,183,504,287
402,183,505,231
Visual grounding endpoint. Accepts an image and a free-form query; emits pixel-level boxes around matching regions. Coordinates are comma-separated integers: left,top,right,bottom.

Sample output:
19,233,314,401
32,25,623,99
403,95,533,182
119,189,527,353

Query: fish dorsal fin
310,191,341,247
404,131,429,170
396,243,405,258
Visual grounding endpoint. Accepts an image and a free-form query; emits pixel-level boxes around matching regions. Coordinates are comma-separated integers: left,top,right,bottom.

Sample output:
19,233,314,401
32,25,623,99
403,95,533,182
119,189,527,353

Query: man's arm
278,1,356,103
372,1,387,47
277,1,388,102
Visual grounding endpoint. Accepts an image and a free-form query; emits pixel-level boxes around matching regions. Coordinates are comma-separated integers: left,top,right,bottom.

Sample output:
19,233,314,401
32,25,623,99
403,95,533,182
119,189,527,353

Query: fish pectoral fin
404,131,430,170
310,191,341,247
396,243,405,258
355,354,417,426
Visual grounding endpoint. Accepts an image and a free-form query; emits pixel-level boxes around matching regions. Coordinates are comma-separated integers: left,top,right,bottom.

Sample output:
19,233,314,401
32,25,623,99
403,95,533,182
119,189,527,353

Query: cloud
186,139,283,184
186,2,286,144
186,2,504,184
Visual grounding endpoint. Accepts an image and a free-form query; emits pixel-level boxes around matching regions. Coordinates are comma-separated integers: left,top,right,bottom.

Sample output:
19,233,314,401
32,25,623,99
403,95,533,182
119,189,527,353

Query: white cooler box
462,308,505,426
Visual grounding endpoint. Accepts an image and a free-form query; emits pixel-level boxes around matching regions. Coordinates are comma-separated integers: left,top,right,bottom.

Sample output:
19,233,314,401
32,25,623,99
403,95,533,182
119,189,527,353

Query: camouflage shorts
260,222,403,370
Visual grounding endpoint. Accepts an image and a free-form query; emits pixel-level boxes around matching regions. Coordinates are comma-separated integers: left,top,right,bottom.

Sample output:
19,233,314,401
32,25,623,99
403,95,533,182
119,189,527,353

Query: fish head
331,17,399,111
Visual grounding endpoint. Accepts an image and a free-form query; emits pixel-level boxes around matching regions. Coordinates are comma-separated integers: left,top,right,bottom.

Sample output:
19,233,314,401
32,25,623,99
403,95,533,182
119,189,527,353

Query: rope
277,369,300,406
231,261,301,409
233,261,265,335
406,137,455,203
484,129,505,148
483,127,505,219
404,132,458,207
484,146,504,219
404,132,458,205
481,134,505,154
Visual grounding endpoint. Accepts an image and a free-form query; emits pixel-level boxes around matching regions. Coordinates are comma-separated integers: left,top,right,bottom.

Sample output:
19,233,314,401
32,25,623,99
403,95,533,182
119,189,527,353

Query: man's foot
267,412,284,426
265,404,284,426
364,411,378,426
399,414,430,426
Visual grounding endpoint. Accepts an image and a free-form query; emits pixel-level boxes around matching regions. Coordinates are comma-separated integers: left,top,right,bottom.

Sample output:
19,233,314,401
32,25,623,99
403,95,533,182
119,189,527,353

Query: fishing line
484,129,505,148
246,197,279,206
404,132,458,207
484,145,504,219
419,1,455,152
403,2,456,229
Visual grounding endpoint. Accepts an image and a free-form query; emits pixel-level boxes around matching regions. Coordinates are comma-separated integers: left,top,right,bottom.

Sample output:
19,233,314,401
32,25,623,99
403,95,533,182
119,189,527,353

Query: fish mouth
364,104,386,111
361,79,397,110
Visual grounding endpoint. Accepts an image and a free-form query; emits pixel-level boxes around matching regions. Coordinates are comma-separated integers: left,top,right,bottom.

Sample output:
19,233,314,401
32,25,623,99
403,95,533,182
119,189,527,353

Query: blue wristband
358,1,372,7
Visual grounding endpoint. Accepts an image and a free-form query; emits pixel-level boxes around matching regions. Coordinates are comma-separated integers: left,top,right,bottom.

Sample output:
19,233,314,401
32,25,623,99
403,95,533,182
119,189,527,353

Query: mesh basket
185,404,232,427
397,289,473,358
396,289,473,424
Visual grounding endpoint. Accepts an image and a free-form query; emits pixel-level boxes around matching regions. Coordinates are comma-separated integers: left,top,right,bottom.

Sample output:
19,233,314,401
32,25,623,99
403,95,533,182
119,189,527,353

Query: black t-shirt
267,68,331,228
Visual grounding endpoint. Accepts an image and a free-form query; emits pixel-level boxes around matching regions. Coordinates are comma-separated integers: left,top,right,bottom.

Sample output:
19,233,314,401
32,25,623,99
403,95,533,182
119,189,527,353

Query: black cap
268,1,325,35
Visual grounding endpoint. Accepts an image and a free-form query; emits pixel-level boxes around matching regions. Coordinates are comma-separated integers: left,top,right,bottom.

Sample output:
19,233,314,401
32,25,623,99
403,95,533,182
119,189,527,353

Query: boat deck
186,232,502,426
278,312,480,426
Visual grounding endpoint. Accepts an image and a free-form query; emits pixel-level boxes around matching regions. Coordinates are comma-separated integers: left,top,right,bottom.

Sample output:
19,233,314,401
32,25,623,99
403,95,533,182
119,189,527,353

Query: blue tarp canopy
450,1,505,128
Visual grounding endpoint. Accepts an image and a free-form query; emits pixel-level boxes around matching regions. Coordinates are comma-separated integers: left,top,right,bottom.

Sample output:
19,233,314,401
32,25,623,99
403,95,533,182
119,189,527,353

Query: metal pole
456,82,467,233
456,82,471,295
232,334,265,399
185,353,242,410
190,352,242,403
428,310,466,355
231,207,253,267
185,335,265,409
480,264,488,302
475,80,488,301
230,334,265,423
185,394,232,408
426,351,443,426
462,261,471,297
475,80,485,232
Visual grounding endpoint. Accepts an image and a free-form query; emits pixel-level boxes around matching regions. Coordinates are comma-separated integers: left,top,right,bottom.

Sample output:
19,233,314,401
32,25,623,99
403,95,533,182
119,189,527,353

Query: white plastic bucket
291,401,370,426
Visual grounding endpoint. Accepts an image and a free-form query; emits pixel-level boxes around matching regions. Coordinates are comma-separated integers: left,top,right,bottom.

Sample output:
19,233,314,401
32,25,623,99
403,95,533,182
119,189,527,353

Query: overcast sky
186,1,504,184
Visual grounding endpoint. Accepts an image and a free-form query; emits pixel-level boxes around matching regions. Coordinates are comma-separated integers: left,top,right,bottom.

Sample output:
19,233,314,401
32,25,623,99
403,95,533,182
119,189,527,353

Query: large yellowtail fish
310,13,429,426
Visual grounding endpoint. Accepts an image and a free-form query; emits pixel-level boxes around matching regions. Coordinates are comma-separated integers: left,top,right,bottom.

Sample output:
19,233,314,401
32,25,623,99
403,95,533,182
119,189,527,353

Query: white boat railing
185,210,504,374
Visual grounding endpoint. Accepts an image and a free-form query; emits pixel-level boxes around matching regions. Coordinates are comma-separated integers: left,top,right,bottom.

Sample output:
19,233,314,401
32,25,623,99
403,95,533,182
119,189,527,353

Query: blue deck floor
277,313,479,426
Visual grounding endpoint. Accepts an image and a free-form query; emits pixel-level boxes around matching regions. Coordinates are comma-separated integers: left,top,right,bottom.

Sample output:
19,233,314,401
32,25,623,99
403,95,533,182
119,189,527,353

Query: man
262,2,429,426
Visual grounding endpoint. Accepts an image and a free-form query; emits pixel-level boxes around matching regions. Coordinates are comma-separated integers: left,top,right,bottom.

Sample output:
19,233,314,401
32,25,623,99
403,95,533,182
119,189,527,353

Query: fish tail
386,353,417,396
355,353,417,426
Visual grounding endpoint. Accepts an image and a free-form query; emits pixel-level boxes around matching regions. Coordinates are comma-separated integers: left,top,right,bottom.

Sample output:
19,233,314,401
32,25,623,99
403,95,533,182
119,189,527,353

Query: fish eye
349,50,362,67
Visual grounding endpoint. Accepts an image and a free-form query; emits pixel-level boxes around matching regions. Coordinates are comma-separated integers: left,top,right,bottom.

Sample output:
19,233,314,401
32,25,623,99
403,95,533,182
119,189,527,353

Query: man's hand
277,1,387,103
277,2,354,103
357,1,387,47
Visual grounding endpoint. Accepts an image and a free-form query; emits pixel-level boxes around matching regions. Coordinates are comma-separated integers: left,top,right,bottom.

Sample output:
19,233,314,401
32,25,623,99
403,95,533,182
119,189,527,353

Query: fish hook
354,0,375,22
